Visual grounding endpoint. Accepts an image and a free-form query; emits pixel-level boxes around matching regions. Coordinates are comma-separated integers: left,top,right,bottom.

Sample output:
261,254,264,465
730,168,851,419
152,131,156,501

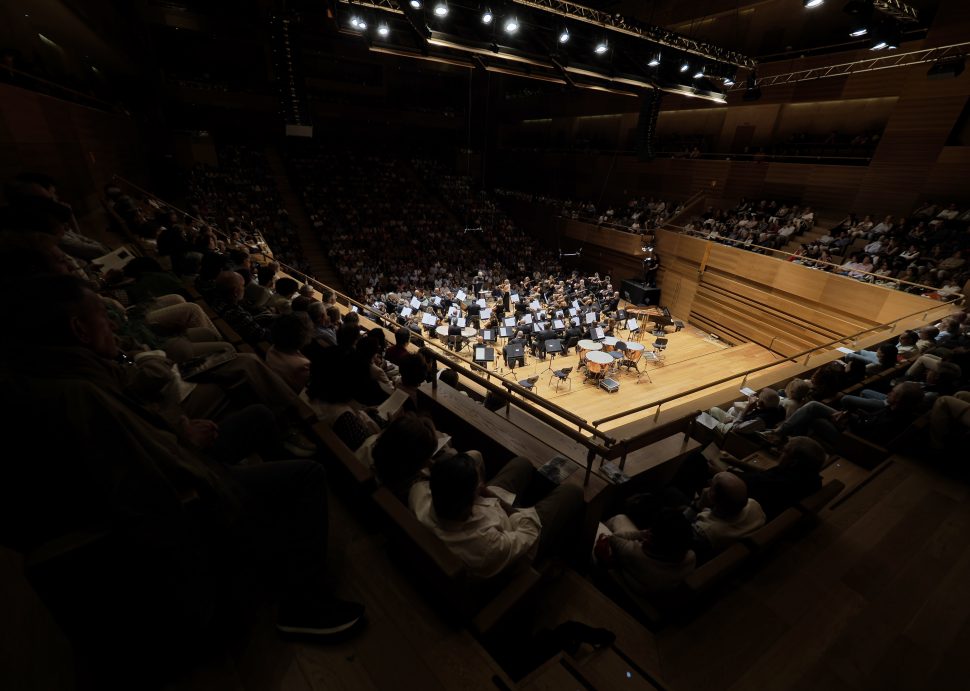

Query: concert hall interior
3,1,970,690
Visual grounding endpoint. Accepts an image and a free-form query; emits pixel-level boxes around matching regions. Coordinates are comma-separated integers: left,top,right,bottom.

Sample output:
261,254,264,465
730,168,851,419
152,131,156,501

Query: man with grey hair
705,388,784,435
691,472,765,558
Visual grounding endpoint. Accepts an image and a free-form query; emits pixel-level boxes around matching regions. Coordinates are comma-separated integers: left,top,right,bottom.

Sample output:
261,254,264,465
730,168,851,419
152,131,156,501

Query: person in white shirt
409,454,582,578
690,472,766,557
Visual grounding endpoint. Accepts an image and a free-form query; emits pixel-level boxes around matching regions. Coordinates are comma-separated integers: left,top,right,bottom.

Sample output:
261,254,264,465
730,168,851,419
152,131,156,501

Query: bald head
710,472,749,517
215,270,244,302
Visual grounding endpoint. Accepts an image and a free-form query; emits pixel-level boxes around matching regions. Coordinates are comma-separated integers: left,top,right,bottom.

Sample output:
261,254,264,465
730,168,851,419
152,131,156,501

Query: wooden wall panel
771,261,827,303
0,83,145,214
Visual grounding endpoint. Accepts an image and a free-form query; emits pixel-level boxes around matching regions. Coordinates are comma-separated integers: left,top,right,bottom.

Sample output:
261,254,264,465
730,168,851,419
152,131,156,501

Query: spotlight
356,18,367,29
433,1,448,17
350,16,362,29
849,25,869,37
410,0,422,8
504,17,519,34
559,28,569,44
595,40,608,55
482,9,493,24
870,39,887,50
679,61,690,73
723,75,735,86
804,0,824,7
648,52,661,67
378,23,389,37
693,67,705,79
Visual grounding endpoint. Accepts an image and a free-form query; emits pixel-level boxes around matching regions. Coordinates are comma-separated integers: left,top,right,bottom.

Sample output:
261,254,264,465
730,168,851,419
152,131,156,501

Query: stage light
804,0,824,7
693,67,705,79
870,39,887,49
409,0,422,8
504,17,519,34
723,75,735,86
594,40,608,54
378,23,389,37
433,1,448,17
679,61,690,73
350,16,362,29
648,52,661,67
482,9,493,24
559,28,570,44
849,25,869,37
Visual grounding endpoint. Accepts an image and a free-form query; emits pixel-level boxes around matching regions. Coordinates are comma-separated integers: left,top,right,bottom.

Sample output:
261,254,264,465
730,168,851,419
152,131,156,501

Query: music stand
505,343,525,371
543,339,564,371
481,329,497,343
474,345,496,370
499,326,513,339
652,315,671,337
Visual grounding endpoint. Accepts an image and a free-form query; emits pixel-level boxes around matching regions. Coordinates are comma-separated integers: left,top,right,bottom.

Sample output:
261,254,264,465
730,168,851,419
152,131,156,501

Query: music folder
480,308,491,319
506,344,525,358
522,314,533,324
499,326,513,338
553,319,565,330
400,307,413,317
510,293,520,304
592,327,605,340
457,317,466,327
481,329,496,342
533,323,544,333
421,312,438,326
410,297,421,309
544,339,563,354
585,311,597,324
474,346,495,362
504,316,516,327
456,290,466,301
627,317,639,330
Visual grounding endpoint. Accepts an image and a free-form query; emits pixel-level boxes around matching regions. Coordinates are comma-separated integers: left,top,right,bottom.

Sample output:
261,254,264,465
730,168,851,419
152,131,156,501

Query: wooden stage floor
440,318,784,433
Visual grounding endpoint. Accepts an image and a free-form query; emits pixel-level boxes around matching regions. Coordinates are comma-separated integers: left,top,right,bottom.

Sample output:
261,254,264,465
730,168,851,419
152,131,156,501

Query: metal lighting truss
873,0,919,24
337,0,756,68
731,41,970,91
508,0,755,68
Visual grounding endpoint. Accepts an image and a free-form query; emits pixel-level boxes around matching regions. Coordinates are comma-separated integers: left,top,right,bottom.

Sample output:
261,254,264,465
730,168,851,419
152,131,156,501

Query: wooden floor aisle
154,452,970,691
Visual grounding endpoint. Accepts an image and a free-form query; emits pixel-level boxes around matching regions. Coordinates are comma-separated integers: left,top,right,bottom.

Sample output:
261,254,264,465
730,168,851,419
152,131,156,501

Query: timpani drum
601,336,619,352
435,325,450,339
577,339,601,362
624,341,645,364
461,327,478,338
585,351,612,380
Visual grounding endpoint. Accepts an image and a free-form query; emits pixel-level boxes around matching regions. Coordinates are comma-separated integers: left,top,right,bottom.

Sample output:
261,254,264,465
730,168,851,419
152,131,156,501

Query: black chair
518,375,540,392
549,367,573,392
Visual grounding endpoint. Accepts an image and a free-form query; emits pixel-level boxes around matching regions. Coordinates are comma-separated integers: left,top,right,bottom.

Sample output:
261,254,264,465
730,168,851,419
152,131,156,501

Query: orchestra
365,270,666,383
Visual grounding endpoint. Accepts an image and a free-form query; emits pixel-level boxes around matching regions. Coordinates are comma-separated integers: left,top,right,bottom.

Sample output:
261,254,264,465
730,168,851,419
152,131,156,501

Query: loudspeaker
927,58,965,80
634,90,663,161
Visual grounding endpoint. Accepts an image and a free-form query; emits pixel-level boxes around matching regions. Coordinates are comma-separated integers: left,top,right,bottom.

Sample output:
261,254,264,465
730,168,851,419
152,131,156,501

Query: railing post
803,353,811,366
618,442,628,471
584,448,595,487
768,336,776,353
653,404,662,422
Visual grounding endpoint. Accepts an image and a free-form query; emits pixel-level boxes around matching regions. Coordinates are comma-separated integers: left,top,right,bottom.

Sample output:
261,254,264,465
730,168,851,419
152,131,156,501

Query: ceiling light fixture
559,28,569,43
594,40,608,54
504,17,519,34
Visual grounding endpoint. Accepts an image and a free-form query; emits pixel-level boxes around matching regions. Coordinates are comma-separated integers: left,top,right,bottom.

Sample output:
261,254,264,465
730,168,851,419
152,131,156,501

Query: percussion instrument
577,339,602,362
585,351,613,380
624,341,645,364
435,325,450,339
461,327,478,338
602,336,619,352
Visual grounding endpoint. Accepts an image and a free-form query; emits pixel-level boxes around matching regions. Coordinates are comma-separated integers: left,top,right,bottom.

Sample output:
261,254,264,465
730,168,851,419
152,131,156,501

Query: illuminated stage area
435,312,782,433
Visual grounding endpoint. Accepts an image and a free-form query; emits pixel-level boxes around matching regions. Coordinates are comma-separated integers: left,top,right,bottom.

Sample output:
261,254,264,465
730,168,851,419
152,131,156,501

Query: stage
438,316,784,433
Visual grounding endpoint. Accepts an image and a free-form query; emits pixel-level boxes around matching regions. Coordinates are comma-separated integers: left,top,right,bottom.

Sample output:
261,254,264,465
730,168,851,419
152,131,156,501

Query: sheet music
553,319,565,330
480,308,492,319
522,314,533,324
410,297,421,309
456,290,466,301
456,318,466,327
504,316,516,326
400,307,413,317
627,318,639,330
421,312,437,326
476,298,487,308
585,312,596,324
510,293,520,304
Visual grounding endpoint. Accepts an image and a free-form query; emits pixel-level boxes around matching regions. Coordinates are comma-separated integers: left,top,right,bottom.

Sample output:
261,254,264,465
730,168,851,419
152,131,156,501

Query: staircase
263,147,345,292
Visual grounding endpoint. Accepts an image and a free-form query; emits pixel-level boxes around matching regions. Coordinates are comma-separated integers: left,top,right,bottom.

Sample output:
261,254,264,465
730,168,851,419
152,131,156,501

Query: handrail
672,224,949,294
111,175,617,451
1,66,123,113
592,295,959,429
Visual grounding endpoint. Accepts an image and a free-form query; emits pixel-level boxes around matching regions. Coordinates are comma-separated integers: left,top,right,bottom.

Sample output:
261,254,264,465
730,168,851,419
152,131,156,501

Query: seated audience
409,454,583,578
